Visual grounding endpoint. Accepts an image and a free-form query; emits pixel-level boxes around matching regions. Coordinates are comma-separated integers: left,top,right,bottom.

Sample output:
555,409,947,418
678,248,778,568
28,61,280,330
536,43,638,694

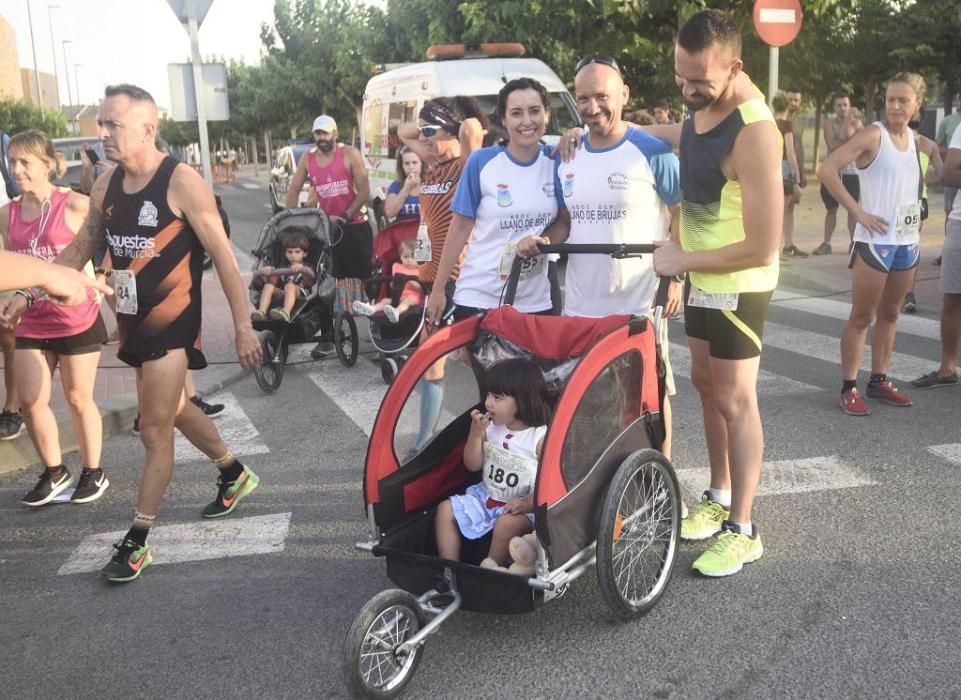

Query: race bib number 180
113,270,138,315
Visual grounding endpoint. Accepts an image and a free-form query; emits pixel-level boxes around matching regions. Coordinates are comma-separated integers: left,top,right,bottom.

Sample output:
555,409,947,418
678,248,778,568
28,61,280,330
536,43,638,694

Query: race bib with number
414,223,431,263
895,201,921,241
482,443,537,503
687,285,738,311
113,270,138,315
498,242,544,281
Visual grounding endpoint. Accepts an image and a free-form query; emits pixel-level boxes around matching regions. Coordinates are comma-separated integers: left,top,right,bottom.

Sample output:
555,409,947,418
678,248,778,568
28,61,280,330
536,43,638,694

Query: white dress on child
450,422,547,539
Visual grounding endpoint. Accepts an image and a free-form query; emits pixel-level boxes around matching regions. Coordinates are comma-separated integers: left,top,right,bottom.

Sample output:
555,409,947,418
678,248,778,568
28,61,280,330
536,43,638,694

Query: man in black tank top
641,11,782,578
51,84,263,583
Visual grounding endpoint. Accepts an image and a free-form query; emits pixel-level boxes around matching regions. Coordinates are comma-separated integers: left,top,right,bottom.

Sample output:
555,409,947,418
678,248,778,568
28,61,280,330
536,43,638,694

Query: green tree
0,99,69,137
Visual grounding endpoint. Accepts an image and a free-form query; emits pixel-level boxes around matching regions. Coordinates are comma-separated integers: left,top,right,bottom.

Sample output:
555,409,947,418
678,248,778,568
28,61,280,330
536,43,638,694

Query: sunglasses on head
418,124,442,138
575,55,622,76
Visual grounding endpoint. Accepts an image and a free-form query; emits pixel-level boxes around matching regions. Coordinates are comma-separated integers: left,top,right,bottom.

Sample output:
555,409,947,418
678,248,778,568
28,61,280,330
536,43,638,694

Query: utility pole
47,5,61,111
26,0,44,107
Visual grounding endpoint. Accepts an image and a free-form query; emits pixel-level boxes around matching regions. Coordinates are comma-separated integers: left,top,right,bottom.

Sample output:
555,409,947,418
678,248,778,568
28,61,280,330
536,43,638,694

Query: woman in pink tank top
0,130,110,506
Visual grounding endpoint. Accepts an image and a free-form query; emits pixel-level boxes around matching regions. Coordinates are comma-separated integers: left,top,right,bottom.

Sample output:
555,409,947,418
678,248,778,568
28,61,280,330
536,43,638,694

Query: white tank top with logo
481,422,546,503
854,123,922,246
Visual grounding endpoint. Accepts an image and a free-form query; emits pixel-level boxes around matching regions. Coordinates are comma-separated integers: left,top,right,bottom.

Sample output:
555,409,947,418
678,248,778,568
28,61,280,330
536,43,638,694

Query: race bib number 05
687,285,738,311
113,270,138,315
895,201,921,241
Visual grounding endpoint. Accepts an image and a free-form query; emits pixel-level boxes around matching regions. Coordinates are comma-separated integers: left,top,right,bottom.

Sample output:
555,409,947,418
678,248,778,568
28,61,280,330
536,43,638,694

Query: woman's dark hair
484,358,551,427
496,77,550,121
280,228,310,251
394,146,427,182
420,96,493,145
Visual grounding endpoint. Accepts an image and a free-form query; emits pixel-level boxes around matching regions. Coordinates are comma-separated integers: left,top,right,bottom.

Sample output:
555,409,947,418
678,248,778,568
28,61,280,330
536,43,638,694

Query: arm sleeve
649,151,681,207
387,180,401,194
553,155,565,210
450,149,485,218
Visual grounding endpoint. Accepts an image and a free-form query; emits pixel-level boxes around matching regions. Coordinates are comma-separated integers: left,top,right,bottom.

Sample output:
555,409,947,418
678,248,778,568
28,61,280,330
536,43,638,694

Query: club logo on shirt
496,183,512,208
607,172,629,191
563,173,575,198
542,182,555,198
137,201,159,227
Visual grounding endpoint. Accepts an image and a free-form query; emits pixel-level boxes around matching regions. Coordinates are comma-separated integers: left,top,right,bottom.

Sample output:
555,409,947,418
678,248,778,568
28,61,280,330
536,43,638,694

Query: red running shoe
840,388,871,416
866,379,913,407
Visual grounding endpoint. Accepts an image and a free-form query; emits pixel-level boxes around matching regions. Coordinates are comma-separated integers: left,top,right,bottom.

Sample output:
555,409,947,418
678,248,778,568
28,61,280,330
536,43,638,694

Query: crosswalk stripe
772,291,940,341
763,321,932,383
175,392,269,463
669,342,817,395
927,443,961,465
309,365,388,436
57,512,291,575
675,455,876,499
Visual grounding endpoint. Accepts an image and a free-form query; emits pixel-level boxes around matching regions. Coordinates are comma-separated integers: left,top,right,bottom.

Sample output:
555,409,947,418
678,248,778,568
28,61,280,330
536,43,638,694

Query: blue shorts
848,242,920,273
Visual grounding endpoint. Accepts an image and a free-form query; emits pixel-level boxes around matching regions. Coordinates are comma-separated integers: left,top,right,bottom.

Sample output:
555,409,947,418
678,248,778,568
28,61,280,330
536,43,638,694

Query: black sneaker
201,465,261,518
0,409,25,440
902,292,918,314
781,245,809,259
71,468,110,504
131,415,140,436
310,341,335,360
101,537,153,583
934,255,942,266
22,467,72,507
190,394,225,417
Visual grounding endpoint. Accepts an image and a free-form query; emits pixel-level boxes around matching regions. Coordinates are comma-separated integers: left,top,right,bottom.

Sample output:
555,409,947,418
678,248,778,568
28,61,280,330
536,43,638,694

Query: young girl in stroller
352,238,423,323
250,229,315,322
434,358,550,568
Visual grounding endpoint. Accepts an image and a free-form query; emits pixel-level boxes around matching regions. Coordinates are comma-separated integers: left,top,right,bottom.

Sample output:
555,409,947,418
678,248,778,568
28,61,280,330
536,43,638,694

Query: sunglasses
417,125,442,138
575,55,622,76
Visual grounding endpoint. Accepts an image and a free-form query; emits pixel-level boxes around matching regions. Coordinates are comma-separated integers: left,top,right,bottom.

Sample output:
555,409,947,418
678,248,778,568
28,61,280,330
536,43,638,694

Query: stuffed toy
478,533,537,576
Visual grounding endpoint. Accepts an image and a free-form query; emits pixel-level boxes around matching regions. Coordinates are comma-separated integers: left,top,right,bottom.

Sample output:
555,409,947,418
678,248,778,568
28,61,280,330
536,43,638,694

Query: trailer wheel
344,589,426,699
596,449,680,620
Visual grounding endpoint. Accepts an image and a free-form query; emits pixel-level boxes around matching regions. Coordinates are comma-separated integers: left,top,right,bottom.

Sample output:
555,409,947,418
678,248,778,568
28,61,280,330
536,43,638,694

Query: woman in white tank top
817,72,927,417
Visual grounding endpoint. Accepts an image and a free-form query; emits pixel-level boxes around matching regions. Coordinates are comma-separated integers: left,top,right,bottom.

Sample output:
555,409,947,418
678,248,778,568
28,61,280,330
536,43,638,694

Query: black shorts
15,314,107,355
331,221,373,280
684,282,773,360
820,174,860,210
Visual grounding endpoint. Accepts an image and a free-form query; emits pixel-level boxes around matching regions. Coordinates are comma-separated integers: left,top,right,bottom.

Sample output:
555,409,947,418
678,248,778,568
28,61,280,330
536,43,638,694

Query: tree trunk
813,101,822,169
251,135,259,176
865,80,877,122
263,129,272,168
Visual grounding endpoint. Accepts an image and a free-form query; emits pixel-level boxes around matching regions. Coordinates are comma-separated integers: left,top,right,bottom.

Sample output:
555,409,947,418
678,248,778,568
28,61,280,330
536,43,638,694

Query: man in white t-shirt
911,125,961,389
519,56,682,451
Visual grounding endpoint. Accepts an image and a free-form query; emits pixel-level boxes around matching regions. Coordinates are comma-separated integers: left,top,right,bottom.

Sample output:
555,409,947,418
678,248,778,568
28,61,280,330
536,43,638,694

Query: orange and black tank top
104,156,206,368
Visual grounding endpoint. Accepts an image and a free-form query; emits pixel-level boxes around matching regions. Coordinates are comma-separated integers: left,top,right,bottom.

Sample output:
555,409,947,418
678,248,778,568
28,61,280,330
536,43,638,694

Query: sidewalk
0,272,248,476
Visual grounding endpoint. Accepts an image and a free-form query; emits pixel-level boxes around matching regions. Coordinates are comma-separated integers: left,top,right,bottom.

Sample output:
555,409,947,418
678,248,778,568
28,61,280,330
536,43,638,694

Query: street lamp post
26,0,44,107
73,64,82,135
47,4,61,111
61,39,73,105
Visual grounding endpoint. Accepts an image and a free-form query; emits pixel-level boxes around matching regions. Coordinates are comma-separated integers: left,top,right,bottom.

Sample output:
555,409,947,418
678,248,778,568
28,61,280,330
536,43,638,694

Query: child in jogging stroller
248,208,358,393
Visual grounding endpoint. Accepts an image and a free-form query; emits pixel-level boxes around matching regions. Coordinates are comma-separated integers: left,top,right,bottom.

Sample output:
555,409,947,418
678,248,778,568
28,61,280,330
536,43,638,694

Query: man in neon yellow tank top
646,9,782,577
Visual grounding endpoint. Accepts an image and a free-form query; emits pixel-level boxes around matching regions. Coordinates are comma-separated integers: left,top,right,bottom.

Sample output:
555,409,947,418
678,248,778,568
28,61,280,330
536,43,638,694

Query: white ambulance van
360,43,579,231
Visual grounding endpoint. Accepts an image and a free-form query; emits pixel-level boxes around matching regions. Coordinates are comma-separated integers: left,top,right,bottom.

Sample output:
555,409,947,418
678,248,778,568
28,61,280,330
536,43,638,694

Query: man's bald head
98,83,160,164
574,62,629,141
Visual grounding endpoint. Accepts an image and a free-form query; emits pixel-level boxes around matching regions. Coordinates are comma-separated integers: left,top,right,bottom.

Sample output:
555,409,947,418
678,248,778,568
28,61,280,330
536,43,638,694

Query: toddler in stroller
352,239,423,323
250,229,315,322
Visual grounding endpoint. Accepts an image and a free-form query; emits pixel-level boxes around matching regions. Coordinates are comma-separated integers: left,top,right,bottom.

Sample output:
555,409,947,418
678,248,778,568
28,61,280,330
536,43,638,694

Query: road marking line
175,392,268,463
772,291,940,341
241,182,260,190
675,455,876,498
309,366,388,436
231,241,256,269
763,322,932,382
670,342,817,395
57,512,291,575
927,443,961,465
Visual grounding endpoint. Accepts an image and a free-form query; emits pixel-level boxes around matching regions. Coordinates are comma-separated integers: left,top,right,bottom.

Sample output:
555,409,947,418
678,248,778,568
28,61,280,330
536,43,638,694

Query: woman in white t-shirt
426,77,564,324
819,72,927,417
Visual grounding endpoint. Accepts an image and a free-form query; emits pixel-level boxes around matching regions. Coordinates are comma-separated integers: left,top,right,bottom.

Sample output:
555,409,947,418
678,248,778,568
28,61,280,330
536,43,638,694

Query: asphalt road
1,174,959,699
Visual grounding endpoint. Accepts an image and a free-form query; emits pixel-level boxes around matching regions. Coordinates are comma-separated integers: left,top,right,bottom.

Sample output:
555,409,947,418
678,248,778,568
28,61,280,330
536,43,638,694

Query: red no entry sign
753,0,803,47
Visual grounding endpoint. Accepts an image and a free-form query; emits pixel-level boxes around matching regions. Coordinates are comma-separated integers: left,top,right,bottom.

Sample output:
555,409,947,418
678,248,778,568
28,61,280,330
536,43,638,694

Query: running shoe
0,409,24,440
902,293,917,314
383,305,401,323
680,492,730,541
692,521,763,577
268,308,290,322
811,242,832,256
70,468,110,504
22,467,72,507
866,379,913,407
911,370,960,388
781,245,809,258
101,537,153,583
131,415,140,436
840,387,870,416
351,301,375,316
201,464,260,518
190,395,225,417
310,341,334,359
250,310,267,322
934,255,942,266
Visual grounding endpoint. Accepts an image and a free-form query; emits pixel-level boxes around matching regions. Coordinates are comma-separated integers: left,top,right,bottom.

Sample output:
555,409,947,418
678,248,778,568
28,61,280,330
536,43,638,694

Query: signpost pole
186,0,213,187
768,45,779,105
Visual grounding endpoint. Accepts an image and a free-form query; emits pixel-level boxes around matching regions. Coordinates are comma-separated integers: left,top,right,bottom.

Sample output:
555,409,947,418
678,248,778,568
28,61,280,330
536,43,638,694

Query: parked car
268,143,312,212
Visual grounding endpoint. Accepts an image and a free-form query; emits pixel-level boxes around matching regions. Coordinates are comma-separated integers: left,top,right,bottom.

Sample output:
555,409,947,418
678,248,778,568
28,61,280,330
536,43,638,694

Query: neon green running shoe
680,492,730,541
201,464,260,518
692,523,763,577
101,537,153,583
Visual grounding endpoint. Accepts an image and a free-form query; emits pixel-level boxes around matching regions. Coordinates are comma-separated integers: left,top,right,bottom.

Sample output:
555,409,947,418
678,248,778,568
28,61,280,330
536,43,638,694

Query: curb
0,363,248,478
776,264,849,297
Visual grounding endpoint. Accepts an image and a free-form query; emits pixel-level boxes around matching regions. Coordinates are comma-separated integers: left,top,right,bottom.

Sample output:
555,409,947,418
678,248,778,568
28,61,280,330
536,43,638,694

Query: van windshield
472,92,580,145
